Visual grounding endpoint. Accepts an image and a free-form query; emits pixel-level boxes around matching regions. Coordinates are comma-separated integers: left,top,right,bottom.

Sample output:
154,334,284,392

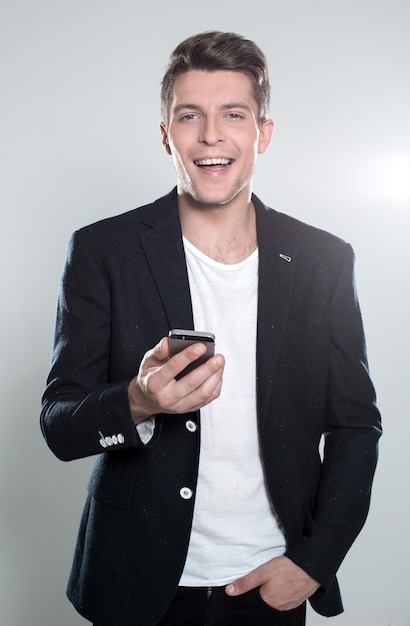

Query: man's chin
179,188,247,211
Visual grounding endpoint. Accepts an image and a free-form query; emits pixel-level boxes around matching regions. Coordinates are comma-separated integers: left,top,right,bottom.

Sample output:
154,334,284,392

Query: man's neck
178,194,258,265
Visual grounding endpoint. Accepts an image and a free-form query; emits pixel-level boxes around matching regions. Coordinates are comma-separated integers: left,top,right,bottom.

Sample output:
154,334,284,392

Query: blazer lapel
139,190,194,332
254,196,298,426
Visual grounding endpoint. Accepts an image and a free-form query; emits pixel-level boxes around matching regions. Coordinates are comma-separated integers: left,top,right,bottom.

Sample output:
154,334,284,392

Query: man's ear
257,118,275,155
160,123,172,155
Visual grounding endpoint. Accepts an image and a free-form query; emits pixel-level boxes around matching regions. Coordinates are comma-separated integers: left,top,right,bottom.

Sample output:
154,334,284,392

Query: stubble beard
181,173,253,212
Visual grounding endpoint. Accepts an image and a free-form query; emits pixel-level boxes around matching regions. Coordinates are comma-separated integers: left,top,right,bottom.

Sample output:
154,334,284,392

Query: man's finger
167,342,207,379
225,568,263,596
152,337,170,361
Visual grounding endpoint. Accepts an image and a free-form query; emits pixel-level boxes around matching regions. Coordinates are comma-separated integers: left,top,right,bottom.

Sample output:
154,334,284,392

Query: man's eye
226,113,243,119
181,113,198,121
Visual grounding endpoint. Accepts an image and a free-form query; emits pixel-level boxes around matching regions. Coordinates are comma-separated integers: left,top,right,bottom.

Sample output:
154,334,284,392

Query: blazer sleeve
285,243,382,590
40,229,162,461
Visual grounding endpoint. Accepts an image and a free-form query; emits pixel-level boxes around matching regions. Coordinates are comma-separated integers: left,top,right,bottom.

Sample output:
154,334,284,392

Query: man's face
160,70,273,209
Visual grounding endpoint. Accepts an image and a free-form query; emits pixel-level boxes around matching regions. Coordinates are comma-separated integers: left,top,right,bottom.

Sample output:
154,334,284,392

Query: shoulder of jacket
70,189,178,241
254,194,349,253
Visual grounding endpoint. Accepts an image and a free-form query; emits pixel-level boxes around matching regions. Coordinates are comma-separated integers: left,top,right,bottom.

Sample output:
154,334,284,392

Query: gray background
1,0,409,624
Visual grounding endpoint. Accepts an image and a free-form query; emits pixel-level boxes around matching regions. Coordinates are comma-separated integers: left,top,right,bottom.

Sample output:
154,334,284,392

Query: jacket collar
139,189,194,332
254,195,298,425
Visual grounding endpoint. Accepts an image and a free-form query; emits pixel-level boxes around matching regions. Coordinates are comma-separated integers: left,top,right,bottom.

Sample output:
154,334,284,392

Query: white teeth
195,158,232,166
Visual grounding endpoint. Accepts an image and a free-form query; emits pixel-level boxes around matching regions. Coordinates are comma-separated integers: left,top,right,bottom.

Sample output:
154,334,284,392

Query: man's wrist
127,378,154,425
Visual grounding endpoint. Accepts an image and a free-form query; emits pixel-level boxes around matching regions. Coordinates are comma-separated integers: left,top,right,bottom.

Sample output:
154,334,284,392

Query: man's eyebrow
173,102,253,114
173,104,200,114
220,102,253,112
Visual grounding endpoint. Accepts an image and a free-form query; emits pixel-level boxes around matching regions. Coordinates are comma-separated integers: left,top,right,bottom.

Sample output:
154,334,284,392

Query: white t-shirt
180,237,286,586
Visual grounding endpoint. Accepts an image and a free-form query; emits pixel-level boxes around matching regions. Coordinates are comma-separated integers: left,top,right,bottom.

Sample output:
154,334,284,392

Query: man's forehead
170,70,257,108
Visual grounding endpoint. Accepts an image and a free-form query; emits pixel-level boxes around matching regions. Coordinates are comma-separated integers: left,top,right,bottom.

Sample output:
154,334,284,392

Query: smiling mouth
194,158,234,167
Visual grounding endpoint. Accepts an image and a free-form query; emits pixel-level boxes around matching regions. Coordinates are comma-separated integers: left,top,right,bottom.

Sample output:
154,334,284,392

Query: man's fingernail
226,584,235,594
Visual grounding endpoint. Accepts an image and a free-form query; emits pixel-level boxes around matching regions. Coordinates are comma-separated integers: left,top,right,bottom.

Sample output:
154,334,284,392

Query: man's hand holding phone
168,329,216,379
127,330,224,425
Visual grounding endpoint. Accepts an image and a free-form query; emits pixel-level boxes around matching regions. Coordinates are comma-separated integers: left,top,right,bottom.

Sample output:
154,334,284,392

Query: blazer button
180,487,193,500
185,420,197,433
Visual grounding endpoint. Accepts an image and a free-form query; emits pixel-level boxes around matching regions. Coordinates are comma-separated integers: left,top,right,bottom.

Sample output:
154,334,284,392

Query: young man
41,31,381,626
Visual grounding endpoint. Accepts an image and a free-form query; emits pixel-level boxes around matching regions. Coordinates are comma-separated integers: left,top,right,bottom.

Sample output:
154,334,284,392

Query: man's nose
198,116,225,144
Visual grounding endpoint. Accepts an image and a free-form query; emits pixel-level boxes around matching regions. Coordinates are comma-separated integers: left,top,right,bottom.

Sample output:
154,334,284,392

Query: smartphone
168,329,215,379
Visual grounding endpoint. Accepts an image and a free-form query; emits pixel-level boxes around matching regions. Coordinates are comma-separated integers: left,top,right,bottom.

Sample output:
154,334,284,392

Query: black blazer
41,189,381,625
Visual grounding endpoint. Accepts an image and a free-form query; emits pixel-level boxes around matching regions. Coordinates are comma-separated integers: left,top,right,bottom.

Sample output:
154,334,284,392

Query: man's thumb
225,575,253,597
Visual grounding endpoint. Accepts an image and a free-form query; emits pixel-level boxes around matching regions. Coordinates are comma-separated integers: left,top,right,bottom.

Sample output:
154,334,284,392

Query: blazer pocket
87,466,134,510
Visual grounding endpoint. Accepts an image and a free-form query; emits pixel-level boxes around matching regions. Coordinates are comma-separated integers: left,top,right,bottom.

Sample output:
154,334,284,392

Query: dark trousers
156,586,306,626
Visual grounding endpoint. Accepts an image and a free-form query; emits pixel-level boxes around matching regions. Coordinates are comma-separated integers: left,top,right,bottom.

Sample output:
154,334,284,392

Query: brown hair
161,31,271,126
